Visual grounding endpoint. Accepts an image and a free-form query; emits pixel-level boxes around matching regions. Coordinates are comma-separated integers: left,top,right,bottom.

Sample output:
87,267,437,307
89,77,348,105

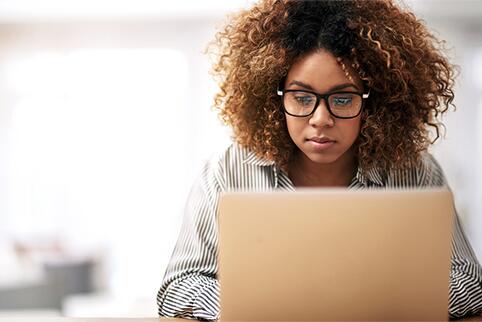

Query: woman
157,0,482,320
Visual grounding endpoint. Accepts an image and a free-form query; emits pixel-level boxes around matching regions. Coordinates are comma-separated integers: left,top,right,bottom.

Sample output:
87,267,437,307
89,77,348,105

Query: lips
308,137,335,143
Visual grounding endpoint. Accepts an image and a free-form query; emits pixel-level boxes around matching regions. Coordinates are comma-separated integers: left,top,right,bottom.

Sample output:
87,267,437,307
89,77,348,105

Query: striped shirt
157,143,482,320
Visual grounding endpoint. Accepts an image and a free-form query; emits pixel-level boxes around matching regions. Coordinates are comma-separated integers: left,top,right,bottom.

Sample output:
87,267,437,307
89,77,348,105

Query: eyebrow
287,80,360,92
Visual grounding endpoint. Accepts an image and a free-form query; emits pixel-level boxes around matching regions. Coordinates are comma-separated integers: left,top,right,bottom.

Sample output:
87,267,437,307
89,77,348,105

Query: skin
285,49,365,187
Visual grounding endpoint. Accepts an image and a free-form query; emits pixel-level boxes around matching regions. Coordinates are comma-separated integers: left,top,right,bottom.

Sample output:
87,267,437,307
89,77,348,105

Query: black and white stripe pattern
157,143,482,320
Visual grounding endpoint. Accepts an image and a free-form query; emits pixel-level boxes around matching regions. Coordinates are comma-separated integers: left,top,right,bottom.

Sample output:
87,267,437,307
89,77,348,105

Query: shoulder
202,142,275,190
417,152,446,187
203,142,253,172
385,152,447,188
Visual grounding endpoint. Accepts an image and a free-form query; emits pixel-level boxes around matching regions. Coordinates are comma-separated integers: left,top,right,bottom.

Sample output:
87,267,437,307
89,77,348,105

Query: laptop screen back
218,188,453,321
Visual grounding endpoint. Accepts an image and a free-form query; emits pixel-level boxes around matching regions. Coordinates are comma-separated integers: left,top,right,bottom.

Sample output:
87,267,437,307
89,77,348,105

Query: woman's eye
295,96,314,106
333,97,352,106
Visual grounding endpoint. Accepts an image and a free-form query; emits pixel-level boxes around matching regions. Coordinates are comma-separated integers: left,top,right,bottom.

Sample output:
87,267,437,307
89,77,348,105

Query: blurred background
0,0,481,317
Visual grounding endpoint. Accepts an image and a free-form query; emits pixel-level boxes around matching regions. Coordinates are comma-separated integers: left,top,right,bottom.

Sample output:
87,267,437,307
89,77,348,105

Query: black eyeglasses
277,88,370,119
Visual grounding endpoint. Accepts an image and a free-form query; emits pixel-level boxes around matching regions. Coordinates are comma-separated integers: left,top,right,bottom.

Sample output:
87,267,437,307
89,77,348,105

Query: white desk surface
0,319,182,322
0,317,481,322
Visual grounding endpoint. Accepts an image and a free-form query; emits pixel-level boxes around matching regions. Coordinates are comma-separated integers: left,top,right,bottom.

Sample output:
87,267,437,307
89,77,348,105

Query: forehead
286,49,362,92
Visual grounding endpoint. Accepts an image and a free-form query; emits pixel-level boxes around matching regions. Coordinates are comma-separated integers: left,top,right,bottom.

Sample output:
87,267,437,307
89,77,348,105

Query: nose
308,99,335,128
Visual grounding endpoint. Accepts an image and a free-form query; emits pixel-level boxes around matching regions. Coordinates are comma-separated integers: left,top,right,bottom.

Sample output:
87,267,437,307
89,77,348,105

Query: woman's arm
420,154,482,318
449,212,482,319
157,159,223,320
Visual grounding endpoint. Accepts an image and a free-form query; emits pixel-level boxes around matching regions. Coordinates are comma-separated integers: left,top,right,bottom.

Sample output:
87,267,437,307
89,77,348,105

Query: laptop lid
218,188,454,321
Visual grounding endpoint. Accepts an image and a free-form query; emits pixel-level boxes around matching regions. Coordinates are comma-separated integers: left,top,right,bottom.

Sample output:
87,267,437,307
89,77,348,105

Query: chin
304,151,341,165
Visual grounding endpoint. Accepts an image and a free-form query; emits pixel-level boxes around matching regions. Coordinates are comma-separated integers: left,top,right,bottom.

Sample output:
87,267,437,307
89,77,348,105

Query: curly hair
208,0,456,173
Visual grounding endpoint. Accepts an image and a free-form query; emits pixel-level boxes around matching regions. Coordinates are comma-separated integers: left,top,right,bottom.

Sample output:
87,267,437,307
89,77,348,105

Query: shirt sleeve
157,158,223,320
449,212,482,318
421,154,482,319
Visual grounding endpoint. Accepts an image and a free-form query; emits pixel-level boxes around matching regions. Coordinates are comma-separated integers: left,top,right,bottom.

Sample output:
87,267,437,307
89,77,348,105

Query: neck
288,149,358,188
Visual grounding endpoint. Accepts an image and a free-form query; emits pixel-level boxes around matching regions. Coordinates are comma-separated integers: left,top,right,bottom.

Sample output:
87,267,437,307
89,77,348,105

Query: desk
0,317,480,322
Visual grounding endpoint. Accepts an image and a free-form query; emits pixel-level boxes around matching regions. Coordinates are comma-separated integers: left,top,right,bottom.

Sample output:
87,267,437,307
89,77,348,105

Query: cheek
286,117,305,141
342,118,362,141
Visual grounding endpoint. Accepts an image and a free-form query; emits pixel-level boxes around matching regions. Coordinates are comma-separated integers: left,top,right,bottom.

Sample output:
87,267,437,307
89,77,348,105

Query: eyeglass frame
276,85,370,119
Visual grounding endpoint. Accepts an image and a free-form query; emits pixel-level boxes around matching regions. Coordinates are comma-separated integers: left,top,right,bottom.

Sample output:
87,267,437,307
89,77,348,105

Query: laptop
217,188,454,321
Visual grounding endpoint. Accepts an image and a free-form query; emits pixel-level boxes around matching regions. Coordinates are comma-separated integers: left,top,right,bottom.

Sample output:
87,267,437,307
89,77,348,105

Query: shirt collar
354,166,385,187
242,150,276,167
243,150,385,187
